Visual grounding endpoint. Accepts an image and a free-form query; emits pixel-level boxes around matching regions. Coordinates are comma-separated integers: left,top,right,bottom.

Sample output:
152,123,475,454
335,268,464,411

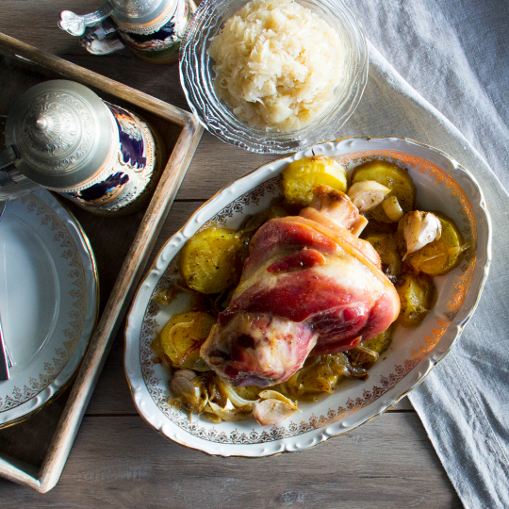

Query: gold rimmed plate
0,189,98,428
125,137,491,457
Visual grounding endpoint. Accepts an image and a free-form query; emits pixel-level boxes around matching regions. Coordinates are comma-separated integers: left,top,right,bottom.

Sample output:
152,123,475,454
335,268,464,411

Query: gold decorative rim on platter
0,189,99,428
125,137,491,457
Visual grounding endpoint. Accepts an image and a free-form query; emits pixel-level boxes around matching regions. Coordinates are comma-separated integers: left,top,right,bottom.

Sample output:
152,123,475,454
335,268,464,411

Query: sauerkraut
208,0,345,131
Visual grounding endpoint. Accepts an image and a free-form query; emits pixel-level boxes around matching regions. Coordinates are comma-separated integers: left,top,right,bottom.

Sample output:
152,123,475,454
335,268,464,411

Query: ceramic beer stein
59,0,192,63
0,80,164,215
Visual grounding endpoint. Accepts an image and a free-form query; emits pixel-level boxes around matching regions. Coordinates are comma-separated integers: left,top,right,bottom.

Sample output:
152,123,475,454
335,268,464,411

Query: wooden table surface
0,1,462,507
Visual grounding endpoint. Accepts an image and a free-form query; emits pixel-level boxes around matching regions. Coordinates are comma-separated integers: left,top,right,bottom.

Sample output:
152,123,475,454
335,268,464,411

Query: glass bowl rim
179,0,369,154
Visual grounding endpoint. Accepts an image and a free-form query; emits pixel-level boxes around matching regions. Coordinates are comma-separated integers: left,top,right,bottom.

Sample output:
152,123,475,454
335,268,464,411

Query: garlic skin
169,369,198,398
347,181,391,212
258,390,298,409
401,211,442,260
382,196,404,222
252,391,298,426
253,399,297,426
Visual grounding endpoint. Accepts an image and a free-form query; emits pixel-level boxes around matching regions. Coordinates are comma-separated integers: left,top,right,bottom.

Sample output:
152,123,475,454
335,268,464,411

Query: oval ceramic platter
125,137,491,457
0,189,98,428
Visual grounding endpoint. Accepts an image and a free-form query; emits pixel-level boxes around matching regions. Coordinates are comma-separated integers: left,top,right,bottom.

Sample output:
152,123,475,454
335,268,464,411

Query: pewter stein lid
110,0,168,26
5,80,113,189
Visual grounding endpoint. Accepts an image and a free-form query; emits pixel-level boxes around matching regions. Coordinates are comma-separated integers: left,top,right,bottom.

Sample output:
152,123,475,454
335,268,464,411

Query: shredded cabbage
208,0,345,131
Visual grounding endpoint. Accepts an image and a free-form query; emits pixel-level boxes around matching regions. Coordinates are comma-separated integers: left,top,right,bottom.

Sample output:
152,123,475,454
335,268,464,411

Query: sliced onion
382,196,404,222
206,401,252,422
215,377,257,410
258,390,298,410
347,181,391,212
401,211,442,260
349,345,379,365
336,352,368,378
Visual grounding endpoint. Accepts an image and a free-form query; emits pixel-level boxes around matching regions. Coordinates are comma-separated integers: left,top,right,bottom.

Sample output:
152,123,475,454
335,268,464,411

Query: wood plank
0,414,460,508
179,132,277,200
0,0,191,109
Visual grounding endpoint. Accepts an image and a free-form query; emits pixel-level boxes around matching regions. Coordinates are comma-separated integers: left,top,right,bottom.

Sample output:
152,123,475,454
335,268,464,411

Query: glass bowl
179,0,369,154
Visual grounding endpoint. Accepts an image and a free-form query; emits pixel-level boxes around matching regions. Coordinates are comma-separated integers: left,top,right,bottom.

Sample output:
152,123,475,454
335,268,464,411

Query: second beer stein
59,0,192,63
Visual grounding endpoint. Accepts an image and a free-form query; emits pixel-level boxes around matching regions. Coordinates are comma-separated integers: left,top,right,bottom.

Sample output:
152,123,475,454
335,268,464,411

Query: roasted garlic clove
169,369,207,412
382,196,404,222
252,398,297,426
169,369,197,397
347,181,391,212
401,211,442,260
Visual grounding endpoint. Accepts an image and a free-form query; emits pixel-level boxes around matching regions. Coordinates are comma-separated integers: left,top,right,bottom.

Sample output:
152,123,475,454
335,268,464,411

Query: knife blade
0,313,9,381
0,200,8,381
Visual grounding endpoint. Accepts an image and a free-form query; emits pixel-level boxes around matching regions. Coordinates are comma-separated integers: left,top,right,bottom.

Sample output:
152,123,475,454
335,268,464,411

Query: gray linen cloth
335,1,509,507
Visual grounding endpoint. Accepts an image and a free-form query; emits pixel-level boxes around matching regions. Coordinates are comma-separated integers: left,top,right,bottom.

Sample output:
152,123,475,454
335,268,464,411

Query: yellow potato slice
351,160,416,222
280,155,347,206
395,272,437,327
160,311,216,370
403,212,465,276
363,232,402,277
180,227,244,294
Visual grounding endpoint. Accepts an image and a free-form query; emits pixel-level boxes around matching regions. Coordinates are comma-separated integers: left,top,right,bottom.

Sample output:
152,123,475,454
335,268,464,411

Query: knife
0,313,9,381
0,201,9,381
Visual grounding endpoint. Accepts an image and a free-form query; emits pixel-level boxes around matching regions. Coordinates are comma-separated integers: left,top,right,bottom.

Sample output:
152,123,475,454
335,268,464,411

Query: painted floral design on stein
0,80,164,215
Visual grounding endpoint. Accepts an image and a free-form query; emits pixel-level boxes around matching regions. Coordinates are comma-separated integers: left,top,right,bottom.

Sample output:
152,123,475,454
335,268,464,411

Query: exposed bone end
301,185,367,236
350,216,369,237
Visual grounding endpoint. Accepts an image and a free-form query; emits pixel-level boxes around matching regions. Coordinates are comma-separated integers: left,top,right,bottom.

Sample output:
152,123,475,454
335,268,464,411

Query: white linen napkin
335,1,509,505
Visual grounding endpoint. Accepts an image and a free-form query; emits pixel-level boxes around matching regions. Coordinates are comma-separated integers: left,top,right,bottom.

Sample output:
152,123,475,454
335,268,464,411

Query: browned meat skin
201,186,400,387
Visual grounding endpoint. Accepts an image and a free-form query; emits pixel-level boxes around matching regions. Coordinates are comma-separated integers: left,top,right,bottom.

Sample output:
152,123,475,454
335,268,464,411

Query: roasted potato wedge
180,227,244,294
363,324,394,355
403,212,465,276
351,160,416,222
160,311,216,370
363,232,402,277
280,155,347,206
395,272,437,327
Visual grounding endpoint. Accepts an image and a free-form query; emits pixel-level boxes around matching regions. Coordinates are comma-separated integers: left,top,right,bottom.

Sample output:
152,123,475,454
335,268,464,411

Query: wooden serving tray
0,32,203,492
